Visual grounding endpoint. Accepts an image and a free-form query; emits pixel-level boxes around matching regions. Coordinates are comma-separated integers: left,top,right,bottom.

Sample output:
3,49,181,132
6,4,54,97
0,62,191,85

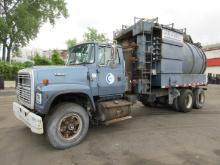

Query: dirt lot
1,85,220,165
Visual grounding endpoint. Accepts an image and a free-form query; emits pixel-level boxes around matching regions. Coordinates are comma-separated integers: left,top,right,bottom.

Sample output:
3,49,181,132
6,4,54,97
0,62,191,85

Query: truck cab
13,42,131,149
65,42,126,96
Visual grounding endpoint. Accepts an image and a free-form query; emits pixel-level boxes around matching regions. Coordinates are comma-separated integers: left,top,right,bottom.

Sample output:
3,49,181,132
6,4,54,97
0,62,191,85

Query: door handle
90,73,97,81
118,77,122,81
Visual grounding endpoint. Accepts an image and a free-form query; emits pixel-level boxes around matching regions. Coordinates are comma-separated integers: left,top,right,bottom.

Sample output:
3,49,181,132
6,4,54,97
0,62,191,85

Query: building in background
11,48,43,63
0,46,67,63
43,49,68,61
20,48,43,60
0,45,43,62
60,50,68,60
203,43,220,84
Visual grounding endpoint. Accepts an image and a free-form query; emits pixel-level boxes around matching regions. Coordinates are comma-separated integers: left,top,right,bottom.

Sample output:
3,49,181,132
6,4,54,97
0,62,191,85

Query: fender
35,83,96,114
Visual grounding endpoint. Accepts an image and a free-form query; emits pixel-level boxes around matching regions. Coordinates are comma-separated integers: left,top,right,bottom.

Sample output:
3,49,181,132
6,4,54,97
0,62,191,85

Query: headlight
36,93,42,104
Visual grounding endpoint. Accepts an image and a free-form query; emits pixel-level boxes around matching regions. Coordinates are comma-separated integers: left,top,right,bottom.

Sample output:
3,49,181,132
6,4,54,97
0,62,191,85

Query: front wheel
46,102,89,149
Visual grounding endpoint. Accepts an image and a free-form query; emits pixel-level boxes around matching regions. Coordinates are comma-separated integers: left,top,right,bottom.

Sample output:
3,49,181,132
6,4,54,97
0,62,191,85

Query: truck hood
32,65,88,85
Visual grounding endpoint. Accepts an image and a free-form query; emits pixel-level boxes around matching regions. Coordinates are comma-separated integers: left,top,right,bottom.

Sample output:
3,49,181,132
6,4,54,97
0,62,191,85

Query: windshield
67,44,95,65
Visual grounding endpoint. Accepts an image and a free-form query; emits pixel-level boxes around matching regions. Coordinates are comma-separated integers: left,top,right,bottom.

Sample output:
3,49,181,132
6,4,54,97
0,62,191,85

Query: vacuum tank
114,18,207,91
159,30,207,75
182,43,207,74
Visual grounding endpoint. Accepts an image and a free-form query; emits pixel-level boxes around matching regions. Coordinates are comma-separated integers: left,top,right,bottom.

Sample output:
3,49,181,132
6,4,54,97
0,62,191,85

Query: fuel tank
97,100,131,122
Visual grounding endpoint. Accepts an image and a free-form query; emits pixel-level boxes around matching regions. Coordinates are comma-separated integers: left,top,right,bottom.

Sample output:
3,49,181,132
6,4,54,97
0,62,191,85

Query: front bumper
13,102,44,134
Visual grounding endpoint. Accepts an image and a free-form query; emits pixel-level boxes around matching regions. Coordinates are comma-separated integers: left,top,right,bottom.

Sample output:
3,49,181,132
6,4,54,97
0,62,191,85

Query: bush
24,61,34,67
0,51,65,80
51,50,65,65
32,54,52,65
0,61,26,80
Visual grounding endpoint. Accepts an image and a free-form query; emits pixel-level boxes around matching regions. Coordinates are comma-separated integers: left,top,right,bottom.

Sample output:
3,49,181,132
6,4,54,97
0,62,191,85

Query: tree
12,45,22,57
83,27,109,42
51,50,64,65
0,0,68,62
32,53,51,65
66,38,77,49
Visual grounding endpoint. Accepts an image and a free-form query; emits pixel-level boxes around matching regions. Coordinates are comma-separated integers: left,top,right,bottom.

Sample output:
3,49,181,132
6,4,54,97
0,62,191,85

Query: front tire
46,102,89,149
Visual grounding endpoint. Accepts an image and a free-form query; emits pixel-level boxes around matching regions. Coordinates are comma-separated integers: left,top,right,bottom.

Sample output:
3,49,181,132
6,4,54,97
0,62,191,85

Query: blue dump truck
13,18,207,149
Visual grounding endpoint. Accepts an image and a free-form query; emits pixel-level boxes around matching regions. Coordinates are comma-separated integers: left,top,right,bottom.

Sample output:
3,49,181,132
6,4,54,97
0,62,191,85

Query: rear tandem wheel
177,89,193,113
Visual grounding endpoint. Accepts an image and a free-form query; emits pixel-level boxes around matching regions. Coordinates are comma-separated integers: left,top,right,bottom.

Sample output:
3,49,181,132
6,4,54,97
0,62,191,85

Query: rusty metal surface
104,116,132,125
121,41,137,92
97,99,131,122
100,100,131,108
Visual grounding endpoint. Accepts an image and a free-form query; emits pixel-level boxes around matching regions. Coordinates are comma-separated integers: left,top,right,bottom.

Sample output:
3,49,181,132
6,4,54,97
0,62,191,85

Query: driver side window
98,46,105,65
98,46,119,66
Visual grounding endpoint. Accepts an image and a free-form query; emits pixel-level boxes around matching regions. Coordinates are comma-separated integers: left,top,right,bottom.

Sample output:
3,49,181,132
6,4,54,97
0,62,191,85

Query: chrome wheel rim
58,113,82,140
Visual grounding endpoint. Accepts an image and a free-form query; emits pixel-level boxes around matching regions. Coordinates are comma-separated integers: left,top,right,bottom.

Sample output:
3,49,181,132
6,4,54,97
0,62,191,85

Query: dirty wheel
140,96,157,107
46,102,89,149
172,97,180,111
58,113,82,140
193,88,205,109
142,101,157,107
178,89,193,113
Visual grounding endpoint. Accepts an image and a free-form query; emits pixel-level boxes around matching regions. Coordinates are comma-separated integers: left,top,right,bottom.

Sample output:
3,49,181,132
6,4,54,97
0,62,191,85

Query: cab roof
74,42,122,48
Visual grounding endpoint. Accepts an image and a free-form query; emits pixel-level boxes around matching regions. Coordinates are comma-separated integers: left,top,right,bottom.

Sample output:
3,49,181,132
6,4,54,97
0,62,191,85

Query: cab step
104,116,132,125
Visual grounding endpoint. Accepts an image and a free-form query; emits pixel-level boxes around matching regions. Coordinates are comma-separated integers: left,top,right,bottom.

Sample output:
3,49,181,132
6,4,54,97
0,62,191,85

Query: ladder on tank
141,37,161,94
141,33,153,94
134,17,161,94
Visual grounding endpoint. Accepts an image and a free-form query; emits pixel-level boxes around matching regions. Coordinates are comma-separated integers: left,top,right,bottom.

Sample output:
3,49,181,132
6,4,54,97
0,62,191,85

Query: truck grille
17,72,32,108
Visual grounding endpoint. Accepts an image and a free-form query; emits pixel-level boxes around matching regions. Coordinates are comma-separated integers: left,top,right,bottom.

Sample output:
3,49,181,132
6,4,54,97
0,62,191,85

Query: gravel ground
0,85,220,165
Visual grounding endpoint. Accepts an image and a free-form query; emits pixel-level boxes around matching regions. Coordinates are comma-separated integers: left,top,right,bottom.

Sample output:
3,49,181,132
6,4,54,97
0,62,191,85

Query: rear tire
178,89,193,113
46,102,89,149
142,101,157,107
140,96,157,107
193,88,205,109
172,98,180,111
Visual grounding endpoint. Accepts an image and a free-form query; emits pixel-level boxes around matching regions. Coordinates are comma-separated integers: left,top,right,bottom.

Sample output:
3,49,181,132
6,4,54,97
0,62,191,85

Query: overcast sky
26,0,220,50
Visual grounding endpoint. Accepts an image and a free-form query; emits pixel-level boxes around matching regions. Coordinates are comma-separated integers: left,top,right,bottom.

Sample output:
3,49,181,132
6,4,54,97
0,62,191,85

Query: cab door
97,45,125,96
